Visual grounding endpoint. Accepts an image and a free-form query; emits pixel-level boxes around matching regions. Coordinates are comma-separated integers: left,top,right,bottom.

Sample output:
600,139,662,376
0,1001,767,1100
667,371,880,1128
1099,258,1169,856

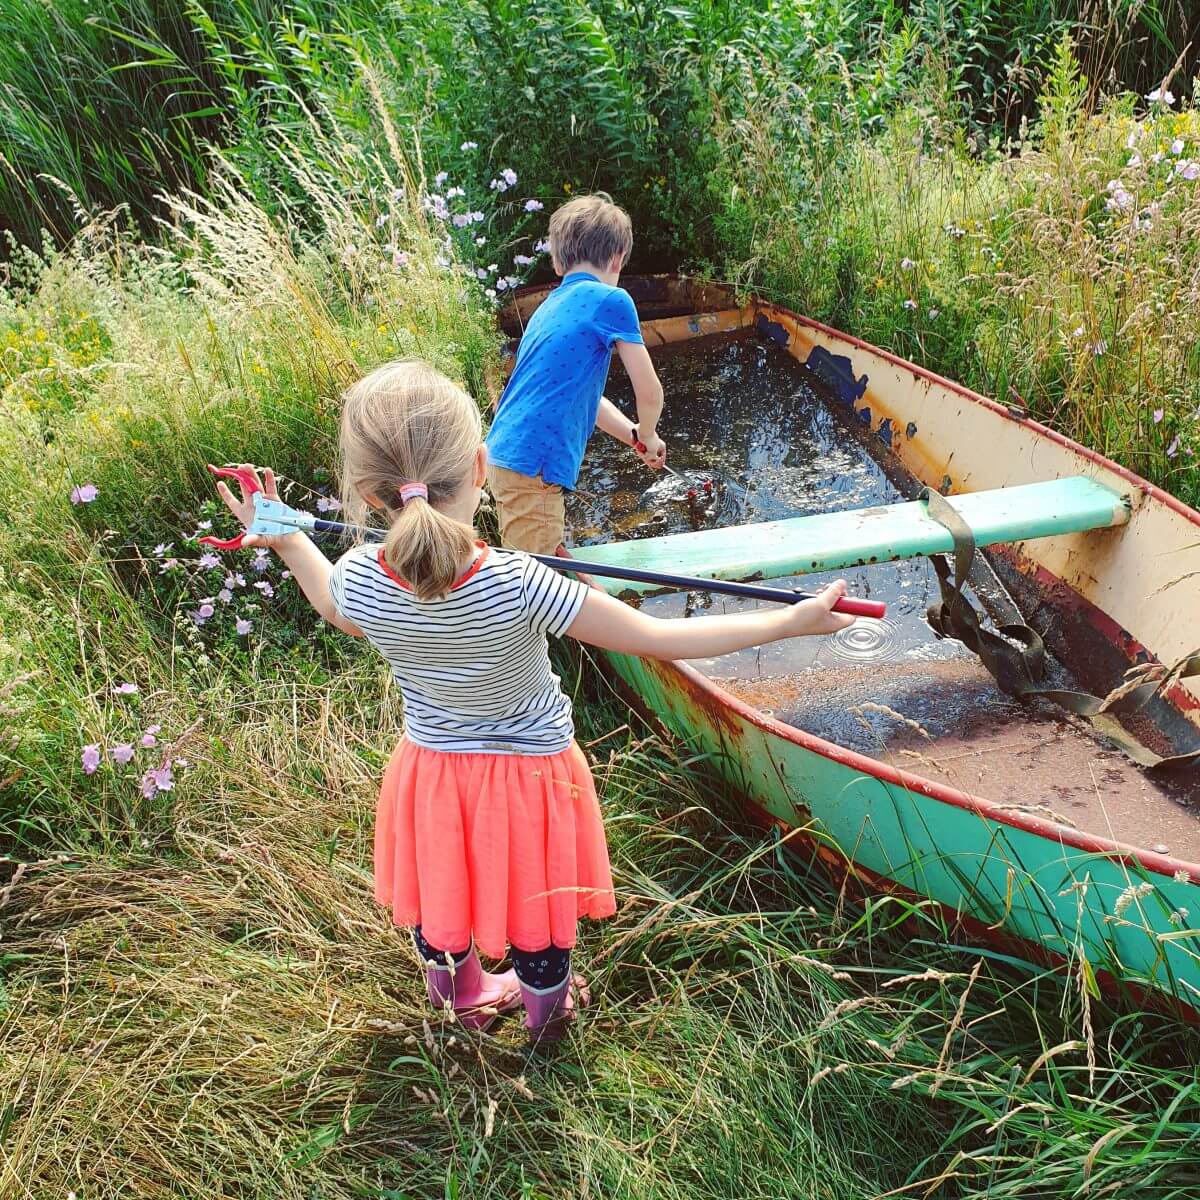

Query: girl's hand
783,580,857,636
213,463,295,549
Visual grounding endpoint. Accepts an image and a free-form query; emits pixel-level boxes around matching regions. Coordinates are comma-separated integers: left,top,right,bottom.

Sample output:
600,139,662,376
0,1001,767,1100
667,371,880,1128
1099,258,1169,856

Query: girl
215,360,856,1042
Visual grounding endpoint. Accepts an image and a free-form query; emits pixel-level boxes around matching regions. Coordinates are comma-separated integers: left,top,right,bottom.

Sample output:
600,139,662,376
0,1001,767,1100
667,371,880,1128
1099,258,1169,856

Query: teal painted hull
606,650,1200,1014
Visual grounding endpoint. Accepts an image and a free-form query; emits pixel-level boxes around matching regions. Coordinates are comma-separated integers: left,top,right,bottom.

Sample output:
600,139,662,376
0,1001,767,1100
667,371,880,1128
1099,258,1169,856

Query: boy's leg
486,463,566,556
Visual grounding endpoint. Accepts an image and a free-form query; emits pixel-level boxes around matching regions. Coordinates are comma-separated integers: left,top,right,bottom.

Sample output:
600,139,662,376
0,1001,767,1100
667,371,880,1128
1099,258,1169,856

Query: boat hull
503,274,1200,1014
606,648,1200,1016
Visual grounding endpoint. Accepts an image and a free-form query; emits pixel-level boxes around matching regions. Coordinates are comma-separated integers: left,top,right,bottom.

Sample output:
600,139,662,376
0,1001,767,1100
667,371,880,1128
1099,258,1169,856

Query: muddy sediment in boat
571,333,1200,856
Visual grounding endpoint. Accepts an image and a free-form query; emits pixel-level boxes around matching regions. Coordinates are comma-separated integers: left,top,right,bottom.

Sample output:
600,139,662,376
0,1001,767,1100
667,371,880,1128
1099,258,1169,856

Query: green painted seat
582,476,1130,596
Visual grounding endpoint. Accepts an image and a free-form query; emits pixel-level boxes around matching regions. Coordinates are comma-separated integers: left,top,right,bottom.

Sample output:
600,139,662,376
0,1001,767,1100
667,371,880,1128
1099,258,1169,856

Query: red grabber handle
831,596,886,619
198,464,261,550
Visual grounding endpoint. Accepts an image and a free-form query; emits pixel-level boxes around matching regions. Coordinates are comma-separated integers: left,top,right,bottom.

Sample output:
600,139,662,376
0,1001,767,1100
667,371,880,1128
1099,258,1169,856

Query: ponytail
338,360,484,600
382,495,476,600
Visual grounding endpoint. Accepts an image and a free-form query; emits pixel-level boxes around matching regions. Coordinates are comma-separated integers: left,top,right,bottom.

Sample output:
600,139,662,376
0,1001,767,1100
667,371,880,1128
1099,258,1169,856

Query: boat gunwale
506,275,1200,884
659,653,1200,881
761,299,1200,534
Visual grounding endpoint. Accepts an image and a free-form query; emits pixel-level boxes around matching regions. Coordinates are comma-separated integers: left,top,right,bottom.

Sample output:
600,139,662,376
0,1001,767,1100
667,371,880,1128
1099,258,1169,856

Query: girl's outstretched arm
214,463,364,637
565,580,855,659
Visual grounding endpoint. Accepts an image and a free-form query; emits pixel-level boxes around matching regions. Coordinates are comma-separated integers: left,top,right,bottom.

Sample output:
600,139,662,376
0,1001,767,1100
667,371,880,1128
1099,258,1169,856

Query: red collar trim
376,541,489,592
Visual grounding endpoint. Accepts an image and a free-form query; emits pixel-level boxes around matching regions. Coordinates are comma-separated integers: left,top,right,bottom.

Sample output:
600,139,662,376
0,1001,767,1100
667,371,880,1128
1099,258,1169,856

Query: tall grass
3,13,1200,1198
3,81,1200,1197
706,37,1200,506
2,1,1195,250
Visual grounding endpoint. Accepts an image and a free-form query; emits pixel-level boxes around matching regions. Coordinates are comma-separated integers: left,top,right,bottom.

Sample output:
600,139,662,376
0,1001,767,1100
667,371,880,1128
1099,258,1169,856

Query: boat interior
514,295,1200,863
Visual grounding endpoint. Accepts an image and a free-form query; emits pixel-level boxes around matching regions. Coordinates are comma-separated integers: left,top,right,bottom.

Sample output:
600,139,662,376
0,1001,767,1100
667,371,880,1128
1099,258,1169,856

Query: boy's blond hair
548,192,633,271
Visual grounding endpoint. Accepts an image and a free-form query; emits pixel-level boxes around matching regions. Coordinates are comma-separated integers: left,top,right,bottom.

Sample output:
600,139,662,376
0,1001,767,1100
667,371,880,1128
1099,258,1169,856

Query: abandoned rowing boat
502,276,1200,1017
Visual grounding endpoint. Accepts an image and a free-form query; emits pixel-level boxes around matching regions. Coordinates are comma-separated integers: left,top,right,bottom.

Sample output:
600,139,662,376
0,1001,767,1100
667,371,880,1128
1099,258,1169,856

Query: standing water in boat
571,332,1200,857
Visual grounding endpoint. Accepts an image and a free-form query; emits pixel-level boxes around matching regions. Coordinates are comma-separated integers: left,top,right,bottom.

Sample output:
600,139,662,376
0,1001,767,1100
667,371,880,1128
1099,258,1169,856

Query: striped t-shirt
328,542,590,755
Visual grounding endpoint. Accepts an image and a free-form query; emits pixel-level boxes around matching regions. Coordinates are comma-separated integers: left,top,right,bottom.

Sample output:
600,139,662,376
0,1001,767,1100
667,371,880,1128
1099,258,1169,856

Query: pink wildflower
141,763,175,799
81,744,101,774
70,483,98,505
110,744,135,765
141,725,160,748
112,682,139,695
236,618,253,636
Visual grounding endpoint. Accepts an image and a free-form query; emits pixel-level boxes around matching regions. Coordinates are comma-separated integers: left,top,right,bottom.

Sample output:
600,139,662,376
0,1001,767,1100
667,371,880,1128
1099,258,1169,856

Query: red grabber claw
199,464,261,550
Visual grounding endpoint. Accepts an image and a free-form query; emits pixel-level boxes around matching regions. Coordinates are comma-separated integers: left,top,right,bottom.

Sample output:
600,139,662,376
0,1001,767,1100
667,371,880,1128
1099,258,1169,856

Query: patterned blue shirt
486,272,644,489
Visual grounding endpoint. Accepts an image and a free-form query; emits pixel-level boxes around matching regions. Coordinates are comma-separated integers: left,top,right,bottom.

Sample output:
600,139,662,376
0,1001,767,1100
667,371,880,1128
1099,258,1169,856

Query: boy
485,192,666,555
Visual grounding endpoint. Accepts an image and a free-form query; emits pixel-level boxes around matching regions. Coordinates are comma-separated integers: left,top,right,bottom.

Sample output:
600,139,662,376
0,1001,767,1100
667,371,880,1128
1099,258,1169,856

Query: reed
3,114,1200,1198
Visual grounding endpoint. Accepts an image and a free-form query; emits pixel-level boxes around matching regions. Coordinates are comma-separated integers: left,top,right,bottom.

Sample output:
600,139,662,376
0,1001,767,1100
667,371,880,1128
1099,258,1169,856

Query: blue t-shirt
486,272,644,489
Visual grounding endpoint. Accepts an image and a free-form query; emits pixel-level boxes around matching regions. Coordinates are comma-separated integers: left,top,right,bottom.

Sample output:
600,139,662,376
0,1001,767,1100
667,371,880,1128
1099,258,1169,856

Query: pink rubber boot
521,974,590,1044
423,946,520,1031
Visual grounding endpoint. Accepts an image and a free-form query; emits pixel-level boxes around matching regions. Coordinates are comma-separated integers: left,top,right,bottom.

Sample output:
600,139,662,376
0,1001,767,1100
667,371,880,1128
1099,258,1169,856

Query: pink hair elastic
398,482,428,505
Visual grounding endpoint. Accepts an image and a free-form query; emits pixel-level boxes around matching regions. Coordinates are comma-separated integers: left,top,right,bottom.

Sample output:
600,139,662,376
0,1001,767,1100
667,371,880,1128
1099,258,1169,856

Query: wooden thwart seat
583,476,1130,596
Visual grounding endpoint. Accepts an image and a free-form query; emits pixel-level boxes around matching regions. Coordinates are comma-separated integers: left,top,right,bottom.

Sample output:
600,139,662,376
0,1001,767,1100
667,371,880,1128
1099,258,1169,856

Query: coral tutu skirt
375,738,616,958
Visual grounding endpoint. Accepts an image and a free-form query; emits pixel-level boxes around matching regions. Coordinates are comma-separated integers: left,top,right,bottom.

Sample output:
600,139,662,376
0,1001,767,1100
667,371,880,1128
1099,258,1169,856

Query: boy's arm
594,395,640,448
616,340,665,466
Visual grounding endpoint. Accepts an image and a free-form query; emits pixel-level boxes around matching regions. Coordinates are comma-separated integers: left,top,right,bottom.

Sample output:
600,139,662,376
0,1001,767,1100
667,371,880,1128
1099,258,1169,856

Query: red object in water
703,479,714,494
687,488,698,500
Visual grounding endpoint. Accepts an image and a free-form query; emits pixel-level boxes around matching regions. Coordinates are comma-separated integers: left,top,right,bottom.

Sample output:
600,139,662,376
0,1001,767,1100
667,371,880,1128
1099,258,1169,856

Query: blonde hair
339,360,482,600
548,192,633,271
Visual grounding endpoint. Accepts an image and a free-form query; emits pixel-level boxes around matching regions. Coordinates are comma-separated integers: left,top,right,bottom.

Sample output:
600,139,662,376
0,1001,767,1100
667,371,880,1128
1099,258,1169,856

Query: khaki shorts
486,463,567,556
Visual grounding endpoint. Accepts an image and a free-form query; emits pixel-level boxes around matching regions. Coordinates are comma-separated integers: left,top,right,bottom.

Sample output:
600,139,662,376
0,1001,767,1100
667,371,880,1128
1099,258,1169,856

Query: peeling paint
804,344,869,404
755,314,790,345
